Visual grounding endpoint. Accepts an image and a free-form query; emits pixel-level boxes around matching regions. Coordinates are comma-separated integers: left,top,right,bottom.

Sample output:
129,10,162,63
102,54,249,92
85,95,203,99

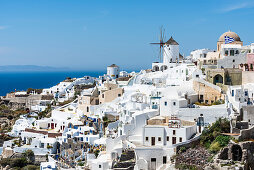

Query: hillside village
1,31,254,170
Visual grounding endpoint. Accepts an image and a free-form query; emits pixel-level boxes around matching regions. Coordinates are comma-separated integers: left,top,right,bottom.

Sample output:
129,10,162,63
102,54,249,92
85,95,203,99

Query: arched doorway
213,74,223,85
160,65,168,71
153,65,159,71
231,145,242,161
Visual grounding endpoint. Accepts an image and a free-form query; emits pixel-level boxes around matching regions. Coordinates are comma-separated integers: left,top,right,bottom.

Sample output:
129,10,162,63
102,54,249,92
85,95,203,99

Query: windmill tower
150,26,166,62
151,27,180,64
163,37,180,64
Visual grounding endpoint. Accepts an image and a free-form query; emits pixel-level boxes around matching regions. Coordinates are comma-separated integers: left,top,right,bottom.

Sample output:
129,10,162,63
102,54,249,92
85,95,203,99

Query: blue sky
1,0,254,71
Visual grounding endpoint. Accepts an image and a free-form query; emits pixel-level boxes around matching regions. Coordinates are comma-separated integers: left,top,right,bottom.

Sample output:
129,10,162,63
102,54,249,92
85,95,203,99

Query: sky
1,0,254,71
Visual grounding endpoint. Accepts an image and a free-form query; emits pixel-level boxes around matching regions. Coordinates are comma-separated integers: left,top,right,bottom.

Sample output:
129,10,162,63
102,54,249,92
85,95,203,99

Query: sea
0,71,105,96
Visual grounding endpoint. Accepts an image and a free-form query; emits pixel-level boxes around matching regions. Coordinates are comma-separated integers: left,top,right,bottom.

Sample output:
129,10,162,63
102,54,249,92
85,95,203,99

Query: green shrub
209,141,221,153
0,158,11,167
179,146,186,153
212,100,225,105
102,116,108,122
175,164,198,170
208,155,214,162
22,165,40,170
204,142,211,149
200,118,230,147
10,158,27,168
78,162,84,166
215,135,230,147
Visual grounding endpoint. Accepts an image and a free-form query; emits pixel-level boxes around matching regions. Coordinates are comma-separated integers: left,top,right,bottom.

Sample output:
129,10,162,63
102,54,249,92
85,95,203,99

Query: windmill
150,26,166,62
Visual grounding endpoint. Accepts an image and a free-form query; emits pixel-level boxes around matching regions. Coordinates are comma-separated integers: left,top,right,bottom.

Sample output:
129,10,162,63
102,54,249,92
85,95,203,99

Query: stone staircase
113,150,135,170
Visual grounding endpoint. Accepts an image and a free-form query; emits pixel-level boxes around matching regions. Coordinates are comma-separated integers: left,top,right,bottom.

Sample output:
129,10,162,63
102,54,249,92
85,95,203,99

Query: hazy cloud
220,2,254,12
0,26,8,30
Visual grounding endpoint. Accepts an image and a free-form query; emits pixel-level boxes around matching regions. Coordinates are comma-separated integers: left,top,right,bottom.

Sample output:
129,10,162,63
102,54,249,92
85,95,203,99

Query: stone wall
206,68,242,86
238,126,254,141
214,141,254,169
243,105,254,126
193,79,224,104
242,71,254,84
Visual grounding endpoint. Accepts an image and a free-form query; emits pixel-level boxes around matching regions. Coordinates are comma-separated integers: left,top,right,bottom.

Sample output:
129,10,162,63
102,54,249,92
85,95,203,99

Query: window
158,137,161,141
245,91,248,96
235,50,239,54
173,102,176,106
165,102,167,106
225,50,228,55
146,137,149,141
230,50,234,56
99,165,101,168
163,156,167,164
87,107,89,112
173,130,176,135
118,94,121,97
196,75,199,78
102,94,104,98
179,137,182,142
204,54,207,58
167,136,169,141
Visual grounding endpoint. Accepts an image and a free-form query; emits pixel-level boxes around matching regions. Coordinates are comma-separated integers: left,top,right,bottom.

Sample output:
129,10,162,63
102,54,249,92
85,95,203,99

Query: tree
24,150,35,164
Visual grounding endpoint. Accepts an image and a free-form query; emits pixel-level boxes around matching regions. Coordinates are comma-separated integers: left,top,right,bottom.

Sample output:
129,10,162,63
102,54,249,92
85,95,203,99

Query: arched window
230,50,234,56
153,65,159,71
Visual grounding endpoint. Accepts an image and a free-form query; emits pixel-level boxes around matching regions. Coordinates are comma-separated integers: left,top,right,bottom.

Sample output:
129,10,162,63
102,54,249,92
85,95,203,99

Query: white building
227,85,253,113
134,116,197,170
143,116,196,147
190,49,214,62
152,37,181,72
107,64,120,79
218,44,247,69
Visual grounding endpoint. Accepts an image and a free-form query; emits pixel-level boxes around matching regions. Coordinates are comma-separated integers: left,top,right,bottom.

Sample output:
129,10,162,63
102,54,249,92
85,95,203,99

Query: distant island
0,65,70,72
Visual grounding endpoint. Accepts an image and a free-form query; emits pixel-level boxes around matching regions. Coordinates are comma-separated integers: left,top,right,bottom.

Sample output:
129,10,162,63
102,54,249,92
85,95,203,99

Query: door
163,156,167,164
172,137,176,144
151,158,156,170
51,123,54,129
151,137,155,146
